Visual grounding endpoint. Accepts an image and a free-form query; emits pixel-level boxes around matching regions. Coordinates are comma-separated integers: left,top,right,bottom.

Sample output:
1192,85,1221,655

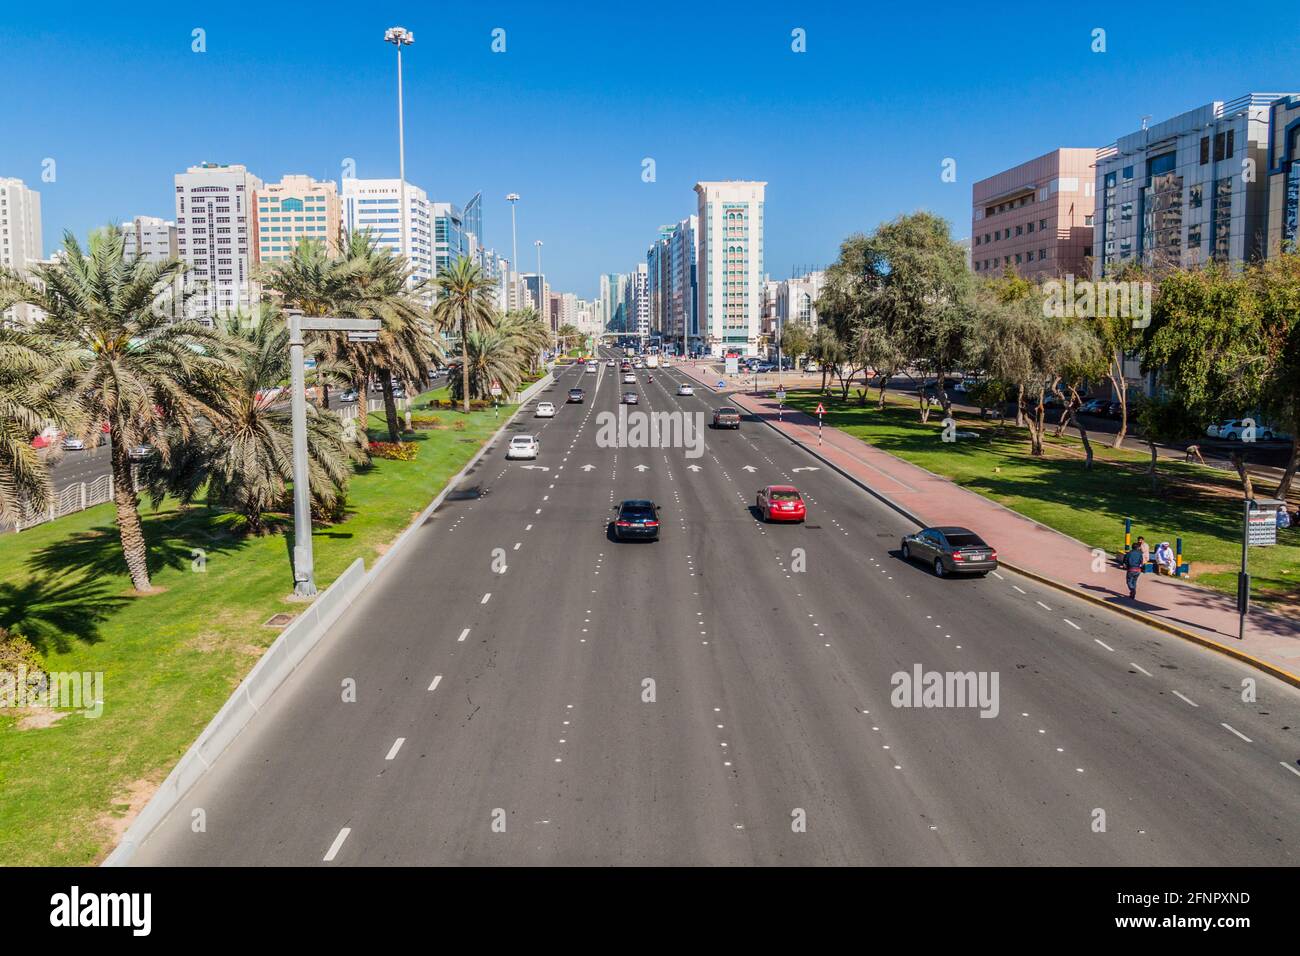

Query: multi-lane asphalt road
130,350,1300,865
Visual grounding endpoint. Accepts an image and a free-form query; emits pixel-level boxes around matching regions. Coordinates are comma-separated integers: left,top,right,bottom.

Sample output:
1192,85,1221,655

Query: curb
736,389,1300,690
102,371,552,866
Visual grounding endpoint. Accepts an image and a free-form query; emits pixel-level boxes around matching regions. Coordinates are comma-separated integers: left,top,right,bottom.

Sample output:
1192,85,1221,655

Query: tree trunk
1015,384,1025,426
378,367,402,442
1111,373,1128,449
1275,412,1300,499
1078,419,1094,469
110,438,151,591
1231,452,1254,499
460,317,471,413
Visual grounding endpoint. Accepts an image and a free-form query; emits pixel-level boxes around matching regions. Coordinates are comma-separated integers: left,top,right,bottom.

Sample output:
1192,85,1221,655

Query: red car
757,485,806,523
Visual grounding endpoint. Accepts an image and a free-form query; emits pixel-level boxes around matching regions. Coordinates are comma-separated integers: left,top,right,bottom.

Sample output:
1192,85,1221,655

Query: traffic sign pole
815,401,825,445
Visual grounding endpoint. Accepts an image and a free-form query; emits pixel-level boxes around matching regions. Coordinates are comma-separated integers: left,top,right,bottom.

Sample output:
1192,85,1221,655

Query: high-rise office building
432,201,468,276
254,175,340,262
0,177,42,326
625,263,649,338
175,162,263,320
341,178,433,287
120,215,178,263
1094,93,1293,275
695,180,765,356
1266,94,1300,258
972,149,1097,280
522,273,549,319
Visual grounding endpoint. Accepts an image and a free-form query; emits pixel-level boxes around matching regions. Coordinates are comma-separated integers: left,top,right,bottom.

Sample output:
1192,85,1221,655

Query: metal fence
11,474,114,532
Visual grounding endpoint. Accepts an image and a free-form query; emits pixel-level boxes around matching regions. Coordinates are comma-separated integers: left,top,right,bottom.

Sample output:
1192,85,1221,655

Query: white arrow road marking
580,463,596,471
323,828,351,862
634,464,650,472
741,465,757,472
687,464,702,471
791,466,819,472
520,465,550,471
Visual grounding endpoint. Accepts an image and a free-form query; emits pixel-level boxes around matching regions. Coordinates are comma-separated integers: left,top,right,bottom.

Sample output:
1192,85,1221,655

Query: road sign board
815,402,826,415
490,382,503,396
776,388,786,402
1247,509,1277,546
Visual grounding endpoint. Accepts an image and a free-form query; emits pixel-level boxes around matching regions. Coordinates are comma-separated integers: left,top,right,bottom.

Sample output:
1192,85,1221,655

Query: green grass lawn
0,389,512,865
782,390,1300,611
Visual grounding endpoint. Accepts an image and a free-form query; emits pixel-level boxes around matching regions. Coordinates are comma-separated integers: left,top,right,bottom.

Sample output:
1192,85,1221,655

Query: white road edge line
323,827,351,862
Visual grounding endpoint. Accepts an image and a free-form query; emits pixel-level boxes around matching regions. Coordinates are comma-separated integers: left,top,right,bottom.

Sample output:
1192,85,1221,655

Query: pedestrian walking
1124,544,1144,600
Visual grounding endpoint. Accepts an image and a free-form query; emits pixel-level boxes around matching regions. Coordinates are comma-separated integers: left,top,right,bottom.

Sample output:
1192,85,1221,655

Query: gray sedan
900,526,998,577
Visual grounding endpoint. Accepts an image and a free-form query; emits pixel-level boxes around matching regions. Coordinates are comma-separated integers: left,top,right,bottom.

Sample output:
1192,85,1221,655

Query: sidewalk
681,363,1300,684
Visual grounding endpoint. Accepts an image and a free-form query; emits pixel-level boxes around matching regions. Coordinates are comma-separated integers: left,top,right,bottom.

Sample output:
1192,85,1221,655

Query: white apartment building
625,263,649,338
341,178,433,287
696,180,766,356
0,177,43,326
775,270,825,331
254,175,340,262
175,163,263,321
120,215,177,263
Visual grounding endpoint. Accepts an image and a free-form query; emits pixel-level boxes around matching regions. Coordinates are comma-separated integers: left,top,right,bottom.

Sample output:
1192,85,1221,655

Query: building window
1200,136,1210,165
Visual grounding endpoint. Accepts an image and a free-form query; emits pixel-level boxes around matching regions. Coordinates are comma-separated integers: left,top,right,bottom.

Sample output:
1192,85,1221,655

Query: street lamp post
385,26,414,284
534,238,544,328
286,310,382,598
506,193,520,310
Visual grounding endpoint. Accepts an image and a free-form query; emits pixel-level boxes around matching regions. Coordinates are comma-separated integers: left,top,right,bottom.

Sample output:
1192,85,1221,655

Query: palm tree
3,227,234,591
497,308,551,377
449,328,524,404
432,257,497,412
342,233,441,440
143,313,359,535
0,328,84,526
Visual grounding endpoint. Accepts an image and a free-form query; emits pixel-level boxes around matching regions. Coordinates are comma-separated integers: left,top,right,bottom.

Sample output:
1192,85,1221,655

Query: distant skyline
2,1,1297,298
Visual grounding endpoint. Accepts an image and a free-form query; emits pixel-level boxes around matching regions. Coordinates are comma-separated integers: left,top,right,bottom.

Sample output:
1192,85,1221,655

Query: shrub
368,441,419,461
0,627,44,678
409,415,444,430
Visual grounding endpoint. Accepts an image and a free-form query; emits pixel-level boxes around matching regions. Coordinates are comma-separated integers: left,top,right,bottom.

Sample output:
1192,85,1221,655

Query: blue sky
2,1,1297,298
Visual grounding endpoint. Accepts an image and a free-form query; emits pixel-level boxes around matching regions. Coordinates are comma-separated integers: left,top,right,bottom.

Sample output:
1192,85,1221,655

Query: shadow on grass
0,573,129,654
26,505,247,583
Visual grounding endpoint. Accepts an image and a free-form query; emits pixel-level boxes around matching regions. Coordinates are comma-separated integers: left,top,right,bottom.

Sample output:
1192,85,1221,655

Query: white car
586,364,597,374
535,402,556,418
1206,419,1287,442
676,383,694,396
606,359,616,368
61,436,86,451
622,373,636,385
506,435,539,459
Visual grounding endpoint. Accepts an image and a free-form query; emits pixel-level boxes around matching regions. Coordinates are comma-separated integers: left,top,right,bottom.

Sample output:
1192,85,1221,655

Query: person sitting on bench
1154,541,1177,575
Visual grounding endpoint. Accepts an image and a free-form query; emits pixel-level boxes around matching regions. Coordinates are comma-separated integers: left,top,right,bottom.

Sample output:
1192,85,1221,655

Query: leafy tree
1137,395,1200,492
1247,253,1300,497
448,328,523,403
1144,266,1260,493
5,227,234,591
777,321,810,369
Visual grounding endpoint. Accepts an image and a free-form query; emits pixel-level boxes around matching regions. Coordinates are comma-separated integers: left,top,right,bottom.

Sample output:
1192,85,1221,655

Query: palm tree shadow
0,574,128,654
26,509,245,581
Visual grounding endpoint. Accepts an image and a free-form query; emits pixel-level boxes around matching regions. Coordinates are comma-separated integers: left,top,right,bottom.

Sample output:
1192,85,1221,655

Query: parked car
61,436,87,451
535,402,556,418
612,499,661,541
506,435,540,460
677,383,694,396
339,388,360,403
1078,399,1109,416
567,388,585,403
128,444,154,462
712,407,741,429
1206,419,1288,442
756,485,806,523
900,526,998,578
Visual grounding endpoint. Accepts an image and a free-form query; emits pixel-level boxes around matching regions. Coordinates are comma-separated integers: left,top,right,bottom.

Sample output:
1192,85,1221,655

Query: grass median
0,387,513,865
782,390,1299,613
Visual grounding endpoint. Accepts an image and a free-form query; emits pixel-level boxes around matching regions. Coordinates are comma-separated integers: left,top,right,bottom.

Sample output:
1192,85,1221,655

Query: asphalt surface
130,349,1300,865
